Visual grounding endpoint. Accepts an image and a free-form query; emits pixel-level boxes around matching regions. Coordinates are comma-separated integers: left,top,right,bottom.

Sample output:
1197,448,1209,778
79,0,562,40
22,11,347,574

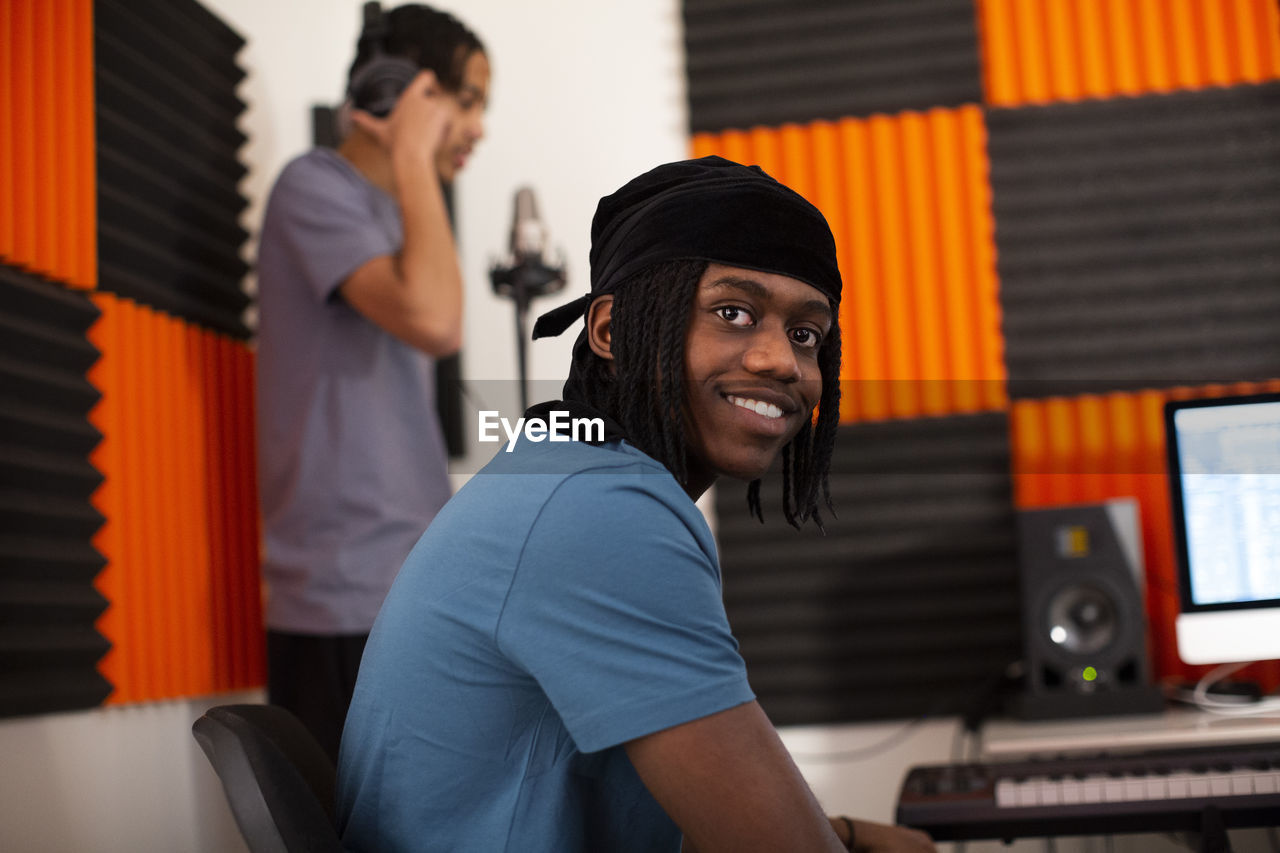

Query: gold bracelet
838,816,856,852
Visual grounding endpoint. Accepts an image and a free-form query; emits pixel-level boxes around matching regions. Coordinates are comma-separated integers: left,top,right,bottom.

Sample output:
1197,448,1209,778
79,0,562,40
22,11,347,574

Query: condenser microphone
511,187,547,262
490,186,565,301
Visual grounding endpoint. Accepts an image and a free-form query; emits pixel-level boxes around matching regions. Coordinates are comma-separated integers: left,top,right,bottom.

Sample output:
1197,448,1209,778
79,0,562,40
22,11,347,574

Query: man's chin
717,457,780,484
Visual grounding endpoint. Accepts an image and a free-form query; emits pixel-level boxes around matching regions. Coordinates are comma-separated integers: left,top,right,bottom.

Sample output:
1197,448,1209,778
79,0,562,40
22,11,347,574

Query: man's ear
587,295,614,361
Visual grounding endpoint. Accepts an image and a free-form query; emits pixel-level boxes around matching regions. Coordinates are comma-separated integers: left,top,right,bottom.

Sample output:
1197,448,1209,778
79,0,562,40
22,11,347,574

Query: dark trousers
266,630,369,765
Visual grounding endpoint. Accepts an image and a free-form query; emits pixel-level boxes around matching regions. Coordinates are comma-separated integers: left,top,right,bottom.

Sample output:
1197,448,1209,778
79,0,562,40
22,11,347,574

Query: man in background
254,3,489,761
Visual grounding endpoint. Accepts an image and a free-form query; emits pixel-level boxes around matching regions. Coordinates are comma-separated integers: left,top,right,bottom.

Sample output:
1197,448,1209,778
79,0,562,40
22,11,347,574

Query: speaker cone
1045,583,1117,655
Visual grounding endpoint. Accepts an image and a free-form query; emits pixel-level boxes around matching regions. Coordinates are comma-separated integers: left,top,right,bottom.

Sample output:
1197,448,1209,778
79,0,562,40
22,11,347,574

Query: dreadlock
573,259,843,531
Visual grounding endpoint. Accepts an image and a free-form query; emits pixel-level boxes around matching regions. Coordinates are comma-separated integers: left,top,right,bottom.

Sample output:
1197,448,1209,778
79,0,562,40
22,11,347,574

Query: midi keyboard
895,740,1280,841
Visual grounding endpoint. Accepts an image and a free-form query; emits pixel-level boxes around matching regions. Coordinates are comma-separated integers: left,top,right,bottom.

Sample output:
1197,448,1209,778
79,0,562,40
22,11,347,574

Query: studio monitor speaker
1010,499,1165,720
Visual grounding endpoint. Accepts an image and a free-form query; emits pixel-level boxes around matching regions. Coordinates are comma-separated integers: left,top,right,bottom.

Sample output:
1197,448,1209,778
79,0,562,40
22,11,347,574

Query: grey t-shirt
255,147,452,633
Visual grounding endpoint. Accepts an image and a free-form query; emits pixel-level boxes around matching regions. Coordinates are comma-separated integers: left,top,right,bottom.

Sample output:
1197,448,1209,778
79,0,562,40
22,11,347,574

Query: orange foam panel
978,0,1280,107
692,107,1008,424
88,294,264,704
0,0,95,287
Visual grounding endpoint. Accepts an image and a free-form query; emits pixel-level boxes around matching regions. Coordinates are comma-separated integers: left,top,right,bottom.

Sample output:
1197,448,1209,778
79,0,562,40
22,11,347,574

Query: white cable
1186,661,1280,717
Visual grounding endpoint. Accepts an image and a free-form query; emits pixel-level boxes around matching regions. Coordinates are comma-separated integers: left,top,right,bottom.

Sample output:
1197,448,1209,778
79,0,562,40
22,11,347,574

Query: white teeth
729,396,784,419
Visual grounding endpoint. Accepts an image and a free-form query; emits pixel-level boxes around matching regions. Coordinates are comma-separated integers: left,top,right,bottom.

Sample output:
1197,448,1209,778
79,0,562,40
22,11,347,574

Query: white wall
0,691,261,853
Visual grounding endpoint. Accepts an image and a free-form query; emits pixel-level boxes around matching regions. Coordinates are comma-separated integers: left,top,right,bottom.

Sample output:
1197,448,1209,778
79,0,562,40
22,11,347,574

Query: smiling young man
254,4,488,763
335,157,935,852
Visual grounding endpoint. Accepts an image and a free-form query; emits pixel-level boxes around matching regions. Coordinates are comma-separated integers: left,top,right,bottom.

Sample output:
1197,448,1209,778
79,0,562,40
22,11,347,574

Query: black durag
526,155,842,441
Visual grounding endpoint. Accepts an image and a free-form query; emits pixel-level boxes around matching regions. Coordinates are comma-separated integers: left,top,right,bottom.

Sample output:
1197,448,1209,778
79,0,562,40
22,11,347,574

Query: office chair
192,703,345,853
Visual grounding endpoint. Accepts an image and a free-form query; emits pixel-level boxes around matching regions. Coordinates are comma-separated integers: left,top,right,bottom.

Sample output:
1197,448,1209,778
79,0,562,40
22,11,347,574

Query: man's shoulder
481,435,669,480
259,148,392,254
494,438,707,527
272,148,362,196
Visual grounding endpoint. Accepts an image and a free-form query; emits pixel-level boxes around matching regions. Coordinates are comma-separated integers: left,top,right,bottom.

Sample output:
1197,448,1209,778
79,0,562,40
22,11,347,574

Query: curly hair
571,259,843,530
347,4,485,95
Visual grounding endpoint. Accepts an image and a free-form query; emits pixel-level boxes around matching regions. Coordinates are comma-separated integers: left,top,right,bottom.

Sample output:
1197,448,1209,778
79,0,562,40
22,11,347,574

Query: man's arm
626,700,936,853
626,700,841,852
341,71,464,356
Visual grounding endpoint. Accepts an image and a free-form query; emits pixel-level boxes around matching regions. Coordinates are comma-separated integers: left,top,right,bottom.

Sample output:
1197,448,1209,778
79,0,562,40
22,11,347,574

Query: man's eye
717,306,753,326
791,327,821,348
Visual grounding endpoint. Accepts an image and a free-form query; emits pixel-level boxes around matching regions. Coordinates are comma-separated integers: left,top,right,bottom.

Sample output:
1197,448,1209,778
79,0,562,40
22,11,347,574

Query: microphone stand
490,257,564,412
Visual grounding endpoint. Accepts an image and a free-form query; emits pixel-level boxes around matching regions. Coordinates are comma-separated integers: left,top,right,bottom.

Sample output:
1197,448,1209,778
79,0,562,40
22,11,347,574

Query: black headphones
346,2,419,117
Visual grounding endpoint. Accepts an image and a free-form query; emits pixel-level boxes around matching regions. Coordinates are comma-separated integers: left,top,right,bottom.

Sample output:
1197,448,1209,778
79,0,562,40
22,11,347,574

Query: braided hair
346,4,486,95
572,259,843,530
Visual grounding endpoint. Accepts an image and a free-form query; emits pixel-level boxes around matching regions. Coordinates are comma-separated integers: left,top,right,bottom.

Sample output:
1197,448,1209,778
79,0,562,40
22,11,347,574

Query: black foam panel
716,412,1021,725
990,82,1280,398
0,266,112,717
683,0,984,133
94,0,252,339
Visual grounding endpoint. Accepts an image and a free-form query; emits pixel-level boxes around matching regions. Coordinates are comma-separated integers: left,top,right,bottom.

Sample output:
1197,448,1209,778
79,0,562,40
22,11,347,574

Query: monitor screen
1165,392,1280,665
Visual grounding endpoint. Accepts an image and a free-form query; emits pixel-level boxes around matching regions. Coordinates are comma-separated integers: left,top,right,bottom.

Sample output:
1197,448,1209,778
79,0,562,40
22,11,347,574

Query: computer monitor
1165,392,1280,665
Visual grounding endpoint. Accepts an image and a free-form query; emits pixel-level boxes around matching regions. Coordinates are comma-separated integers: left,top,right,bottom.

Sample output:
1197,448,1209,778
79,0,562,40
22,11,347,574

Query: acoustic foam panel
0,0,96,287
692,107,1007,424
683,0,985,133
691,0,1280,721
94,0,251,338
2,0,262,715
88,293,264,704
977,0,1280,107
717,412,1020,725
990,82,1280,399
0,265,111,717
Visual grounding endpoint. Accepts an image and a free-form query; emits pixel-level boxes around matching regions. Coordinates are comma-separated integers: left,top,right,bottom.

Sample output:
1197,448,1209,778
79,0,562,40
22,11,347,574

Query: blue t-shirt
255,148,452,634
336,436,755,852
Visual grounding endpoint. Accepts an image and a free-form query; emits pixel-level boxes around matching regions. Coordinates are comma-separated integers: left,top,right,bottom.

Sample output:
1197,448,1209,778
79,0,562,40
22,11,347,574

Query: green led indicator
1082,666,1098,682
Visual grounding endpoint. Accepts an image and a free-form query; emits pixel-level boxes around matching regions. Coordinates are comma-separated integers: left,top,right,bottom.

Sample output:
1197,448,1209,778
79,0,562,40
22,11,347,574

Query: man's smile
727,395,785,420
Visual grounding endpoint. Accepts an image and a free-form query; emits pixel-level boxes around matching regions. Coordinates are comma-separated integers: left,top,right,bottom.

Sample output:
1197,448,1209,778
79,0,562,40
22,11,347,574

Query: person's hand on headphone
349,70,456,175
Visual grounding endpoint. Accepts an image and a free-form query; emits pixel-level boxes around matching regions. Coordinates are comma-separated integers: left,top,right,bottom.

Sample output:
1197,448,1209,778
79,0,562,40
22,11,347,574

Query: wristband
838,816,856,852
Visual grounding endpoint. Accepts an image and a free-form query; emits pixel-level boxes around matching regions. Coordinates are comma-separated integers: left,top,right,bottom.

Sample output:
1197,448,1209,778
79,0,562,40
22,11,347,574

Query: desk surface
981,706,1280,759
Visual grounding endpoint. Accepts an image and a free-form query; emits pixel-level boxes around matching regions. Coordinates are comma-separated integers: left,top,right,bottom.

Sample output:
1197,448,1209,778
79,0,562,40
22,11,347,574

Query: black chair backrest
193,703,345,853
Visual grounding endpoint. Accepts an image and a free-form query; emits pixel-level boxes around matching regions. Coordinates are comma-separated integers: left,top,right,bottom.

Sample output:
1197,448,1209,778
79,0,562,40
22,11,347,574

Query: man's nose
741,327,801,382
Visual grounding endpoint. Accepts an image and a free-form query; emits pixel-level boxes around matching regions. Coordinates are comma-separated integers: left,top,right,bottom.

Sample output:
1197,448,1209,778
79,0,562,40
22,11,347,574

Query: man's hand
843,817,936,852
339,68,464,356
349,70,456,173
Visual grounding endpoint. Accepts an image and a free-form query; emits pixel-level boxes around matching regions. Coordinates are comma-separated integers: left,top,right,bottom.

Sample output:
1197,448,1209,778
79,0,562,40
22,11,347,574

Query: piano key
1228,771,1254,796
1081,779,1104,803
1165,773,1195,798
